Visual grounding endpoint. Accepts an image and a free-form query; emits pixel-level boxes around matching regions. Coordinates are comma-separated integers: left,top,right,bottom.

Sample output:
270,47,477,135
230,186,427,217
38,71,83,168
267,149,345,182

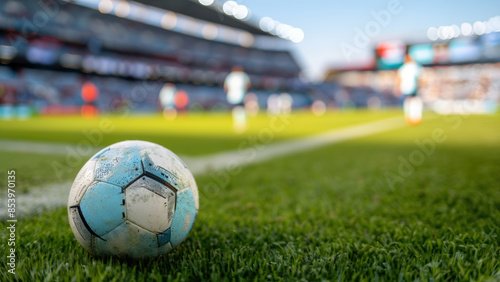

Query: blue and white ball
68,141,199,258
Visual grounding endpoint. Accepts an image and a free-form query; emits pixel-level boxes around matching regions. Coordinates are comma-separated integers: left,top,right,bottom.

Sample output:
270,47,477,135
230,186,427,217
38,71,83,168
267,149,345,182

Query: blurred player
159,83,177,120
395,53,423,125
0,83,15,119
81,81,99,118
174,90,189,113
243,92,259,117
224,66,250,132
266,94,280,116
279,93,293,115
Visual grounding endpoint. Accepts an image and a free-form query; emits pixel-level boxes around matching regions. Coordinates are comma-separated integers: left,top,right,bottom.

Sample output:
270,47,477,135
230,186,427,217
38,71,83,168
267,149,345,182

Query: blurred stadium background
0,0,307,117
1,1,500,280
0,0,498,118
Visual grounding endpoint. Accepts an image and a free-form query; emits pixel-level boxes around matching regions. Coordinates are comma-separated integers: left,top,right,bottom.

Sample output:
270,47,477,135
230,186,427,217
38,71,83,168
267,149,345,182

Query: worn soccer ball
67,140,199,258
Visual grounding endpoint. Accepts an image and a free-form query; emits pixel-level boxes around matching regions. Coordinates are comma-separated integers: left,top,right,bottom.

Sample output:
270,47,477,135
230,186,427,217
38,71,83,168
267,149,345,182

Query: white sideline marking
0,116,406,220
186,116,405,174
0,139,89,156
2,182,72,220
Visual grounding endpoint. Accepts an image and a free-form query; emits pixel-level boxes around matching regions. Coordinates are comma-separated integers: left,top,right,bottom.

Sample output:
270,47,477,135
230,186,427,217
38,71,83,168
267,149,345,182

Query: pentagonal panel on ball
94,146,143,188
125,178,175,233
129,176,174,198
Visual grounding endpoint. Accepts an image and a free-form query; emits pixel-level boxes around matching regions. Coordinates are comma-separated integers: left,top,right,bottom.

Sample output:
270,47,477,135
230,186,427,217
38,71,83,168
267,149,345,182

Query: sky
238,0,500,80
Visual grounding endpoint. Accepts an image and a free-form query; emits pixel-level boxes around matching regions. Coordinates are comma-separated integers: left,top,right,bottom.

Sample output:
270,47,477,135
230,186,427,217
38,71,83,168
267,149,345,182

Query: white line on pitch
0,116,406,220
185,116,405,175
0,139,102,156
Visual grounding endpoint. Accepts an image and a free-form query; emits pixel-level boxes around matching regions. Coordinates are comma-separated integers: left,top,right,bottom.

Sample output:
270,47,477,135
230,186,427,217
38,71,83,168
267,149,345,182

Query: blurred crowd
1,63,499,116
0,66,310,115
0,0,300,79
315,63,500,111
0,0,498,117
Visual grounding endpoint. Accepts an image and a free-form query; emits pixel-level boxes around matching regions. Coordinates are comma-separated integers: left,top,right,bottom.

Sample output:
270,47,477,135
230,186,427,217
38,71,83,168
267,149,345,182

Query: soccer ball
67,140,199,258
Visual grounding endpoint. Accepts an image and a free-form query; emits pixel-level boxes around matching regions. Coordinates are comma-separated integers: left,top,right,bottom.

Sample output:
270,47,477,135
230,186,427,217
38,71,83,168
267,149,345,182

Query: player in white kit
159,83,177,120
395,53,423,125
224,66,251,132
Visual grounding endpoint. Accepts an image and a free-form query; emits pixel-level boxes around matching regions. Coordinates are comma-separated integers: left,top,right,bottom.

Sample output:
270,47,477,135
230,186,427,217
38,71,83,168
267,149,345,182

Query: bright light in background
161,11,177,30
233,5,249,20
473,21,486,35
198,0,214,6
257,17,303,43
451,25,460,38
195,1,303,43
445,26,455,39
437,26,447,40
238,32,254,47
115,1,130,18
427,27,438,41
259,17,275,32
489,16,500,32
427,16,500,41
461,23,472,36
98,0,113,14
202,23,218,40
221,2,250,21
289,28,304,43
75,0,262,47
222,1,237,16
269,21,279,35
276,23,293,39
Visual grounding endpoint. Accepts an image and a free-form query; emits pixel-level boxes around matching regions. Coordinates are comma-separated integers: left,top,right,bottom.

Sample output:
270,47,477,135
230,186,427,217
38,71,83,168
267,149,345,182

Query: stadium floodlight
489,16,500,32
427,27,438,41
222,1,237,16
484,18,496,34
259,17,275,32
275,24,290,39
198,0,215,6
426,16,500,41
98,0,113,14
115,1,130,18
161,11,177,30
233,5,249,20
444,26,455,39
289,28,305,43
269,21,279,35
202,23,218,40
437,26,448,40
473,21,486,35
445,26,453,39
276,24,293,39
238,32,254,47
451,25,460,38
461,23,473,36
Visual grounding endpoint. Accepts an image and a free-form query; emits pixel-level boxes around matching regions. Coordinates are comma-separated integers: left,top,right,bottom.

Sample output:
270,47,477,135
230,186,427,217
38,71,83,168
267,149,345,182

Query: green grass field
0,110,400,192
0,110,399,155
1,111,499,281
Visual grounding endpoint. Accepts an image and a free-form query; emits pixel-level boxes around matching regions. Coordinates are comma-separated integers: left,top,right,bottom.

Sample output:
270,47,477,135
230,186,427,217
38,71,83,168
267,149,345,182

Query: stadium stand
0,0,307,114
319,36,500,112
